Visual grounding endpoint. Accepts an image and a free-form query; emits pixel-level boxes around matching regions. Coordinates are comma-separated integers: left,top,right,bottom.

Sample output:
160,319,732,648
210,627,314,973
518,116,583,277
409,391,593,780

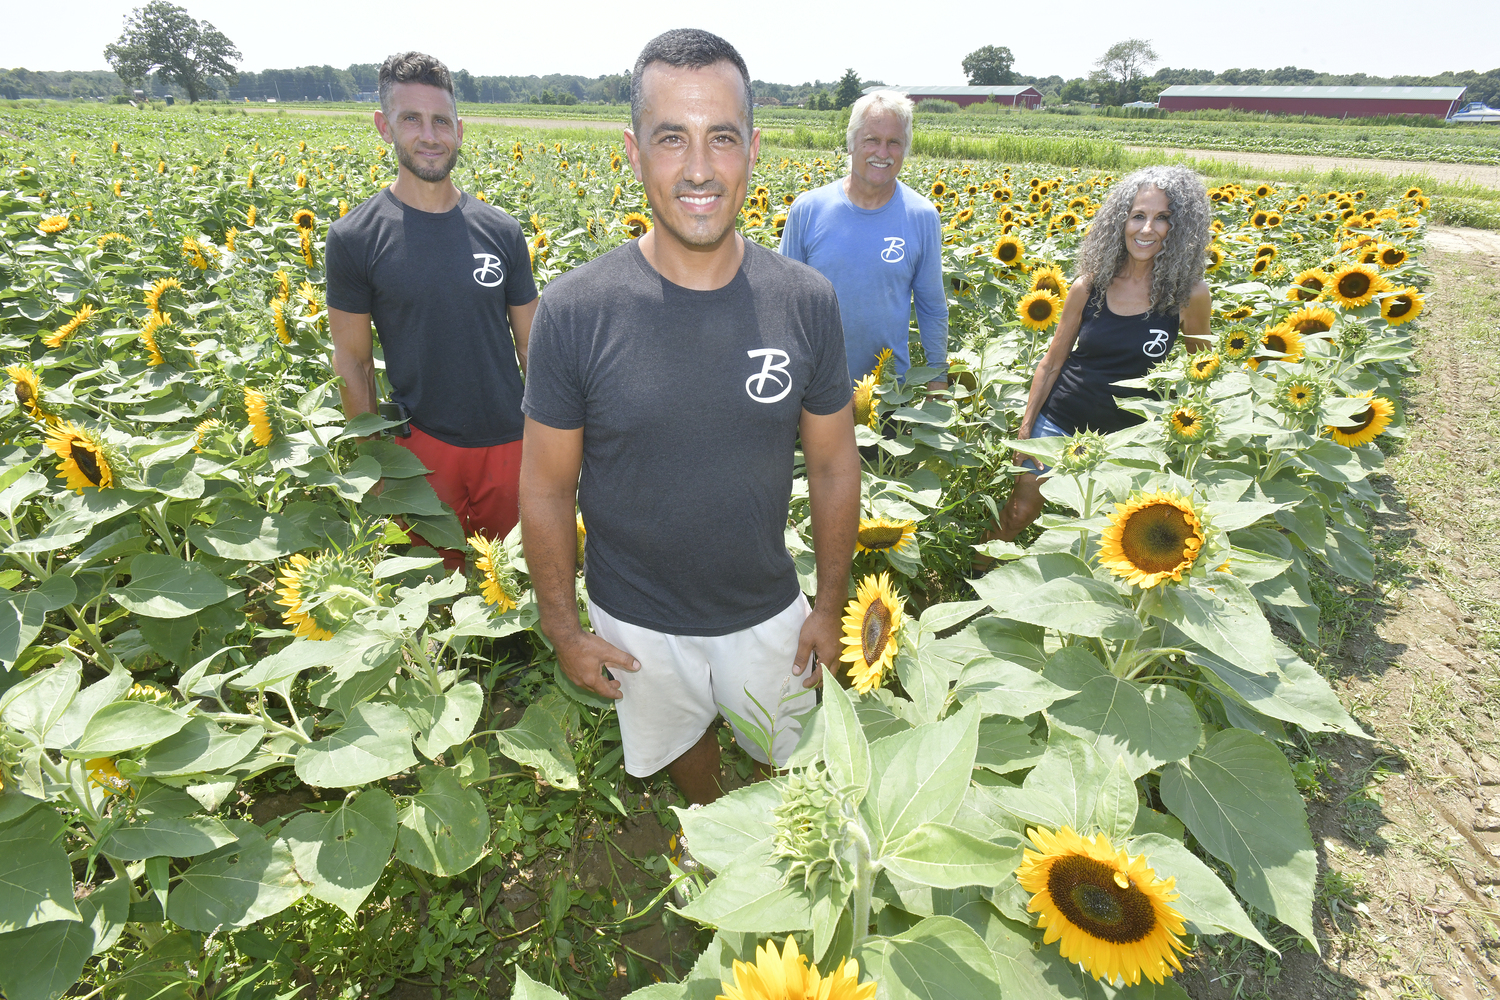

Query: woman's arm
1180,279,1212,355
1018,275,1091,439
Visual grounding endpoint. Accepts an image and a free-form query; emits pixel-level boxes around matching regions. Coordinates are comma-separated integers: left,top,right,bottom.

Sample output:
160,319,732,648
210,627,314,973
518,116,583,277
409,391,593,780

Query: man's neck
637,229,745,291
388,172,462,214
843,173,897,211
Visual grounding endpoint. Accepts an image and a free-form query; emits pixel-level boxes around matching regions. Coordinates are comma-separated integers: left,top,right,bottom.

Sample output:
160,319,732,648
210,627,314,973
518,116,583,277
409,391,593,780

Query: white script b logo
880,237,905,263
1142,329,1170,357
472,253,504,287
745,349,792,403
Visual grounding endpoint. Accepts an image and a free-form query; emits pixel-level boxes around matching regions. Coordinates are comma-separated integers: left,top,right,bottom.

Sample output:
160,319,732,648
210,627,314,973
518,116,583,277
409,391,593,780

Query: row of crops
0,102,1427,999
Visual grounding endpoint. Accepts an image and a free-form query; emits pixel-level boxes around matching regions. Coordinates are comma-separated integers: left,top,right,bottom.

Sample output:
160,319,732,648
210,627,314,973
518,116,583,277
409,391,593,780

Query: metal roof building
865,85,1043,109
1157,84,1467,119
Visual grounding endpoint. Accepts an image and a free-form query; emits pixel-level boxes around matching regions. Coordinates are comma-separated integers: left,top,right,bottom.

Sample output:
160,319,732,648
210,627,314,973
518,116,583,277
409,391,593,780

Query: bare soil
1126,149,1500,189
1179,228,1500,999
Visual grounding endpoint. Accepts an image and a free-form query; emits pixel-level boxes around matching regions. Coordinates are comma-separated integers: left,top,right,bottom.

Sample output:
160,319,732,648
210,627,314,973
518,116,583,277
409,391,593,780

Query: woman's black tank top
1040,291,1179,435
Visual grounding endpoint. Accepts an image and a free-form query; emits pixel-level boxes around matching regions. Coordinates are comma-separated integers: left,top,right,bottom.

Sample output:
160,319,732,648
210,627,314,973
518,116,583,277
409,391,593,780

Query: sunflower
1377,245,1407,269
470,534,519,611
5,365,47,420
1256,323,1304,365
1265,212,1283,227
773,213,788,237
300,230,315,268
621,212,651,238
139,312,170,366
1221,305,1253,322
96,232,132,253
929,180,946,199
194,418,223,453
1016,826,1189,986
292,208,316,230
275,551,375,640
1250,256,1271,276
743,210,765,228
1184,352,1221,384
1285,305,1336,336
1204,244,1226,273
856,517,916,554
1327,262,1388,309
38,215,69,234
1249,210,1269,228
851,373,878,429
45,421,114,492
1054,430,1108,474
1274,375,1323,416
1327,392,1395,447
1380,286,1424,326
575,515,587,569
871,347,895,383
1218,326,1253,362
1098,490,1205,588
245,387,274,446
840,572,904,694
144,276,182,313
275,270,290,301
86,758,132,797
1289,268,1331,302
1254,243,1277,260
1403,186,1424,200
1018,290,1062,331
1164,401,1214,447
717,936,875,1000
954,207,975,226
246,205,258,227
225,226,238,253
43,303,95,349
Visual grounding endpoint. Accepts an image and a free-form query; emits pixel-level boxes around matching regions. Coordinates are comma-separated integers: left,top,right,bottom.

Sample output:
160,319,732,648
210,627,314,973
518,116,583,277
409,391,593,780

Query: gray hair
1073,165,1212,316
846,90,914,155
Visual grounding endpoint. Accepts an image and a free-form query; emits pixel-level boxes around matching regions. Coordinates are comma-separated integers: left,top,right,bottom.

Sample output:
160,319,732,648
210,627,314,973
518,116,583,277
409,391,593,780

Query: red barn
869,85,1043,109
1157,84,1467,119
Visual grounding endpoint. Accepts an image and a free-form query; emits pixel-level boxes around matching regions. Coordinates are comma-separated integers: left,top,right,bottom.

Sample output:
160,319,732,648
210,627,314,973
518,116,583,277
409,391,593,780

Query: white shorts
587,593,818,777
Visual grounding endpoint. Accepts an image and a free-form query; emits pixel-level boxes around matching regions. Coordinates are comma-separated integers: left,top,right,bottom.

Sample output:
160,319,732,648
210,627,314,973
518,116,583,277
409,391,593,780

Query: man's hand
554,629,639,701
792,605,845,689
925,378,949,395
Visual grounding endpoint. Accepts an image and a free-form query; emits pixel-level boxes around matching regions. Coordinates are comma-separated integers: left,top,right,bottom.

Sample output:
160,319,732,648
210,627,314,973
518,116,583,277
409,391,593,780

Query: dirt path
1180,228,1500,1000
1127,147,1500,189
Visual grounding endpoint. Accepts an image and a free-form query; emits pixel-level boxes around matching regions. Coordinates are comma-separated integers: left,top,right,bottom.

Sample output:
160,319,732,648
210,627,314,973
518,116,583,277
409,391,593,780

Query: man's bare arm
793,401,861,687
508,297,539,376
329,307,379,418
519,417,638,699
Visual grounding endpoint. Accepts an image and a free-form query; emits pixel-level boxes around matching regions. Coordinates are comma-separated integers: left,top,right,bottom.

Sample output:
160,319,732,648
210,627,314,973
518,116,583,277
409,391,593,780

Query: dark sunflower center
999,244,1018,261
1350,406,1376,431
1293,317,1330,334
1069,444,1088,457
72,444,103,486
1386,296,1413,318
1046,855,1159,944
861,600,892,666
1338,273,1370,297
1119,503,1196,573
859,525,904,550
1265,334,1288,354
1228,336,1247,351
1383,250,1402,265
1028,299,1054,321
1175,411,1197,429
15,382,33,405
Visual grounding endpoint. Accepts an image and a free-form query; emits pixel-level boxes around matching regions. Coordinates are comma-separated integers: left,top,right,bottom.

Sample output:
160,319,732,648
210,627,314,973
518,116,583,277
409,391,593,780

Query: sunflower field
0,101,1430,1000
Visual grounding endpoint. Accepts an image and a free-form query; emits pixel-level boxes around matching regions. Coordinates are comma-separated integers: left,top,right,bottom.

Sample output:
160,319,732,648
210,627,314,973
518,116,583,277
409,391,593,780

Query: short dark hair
630,29,753,136
378,51,456,115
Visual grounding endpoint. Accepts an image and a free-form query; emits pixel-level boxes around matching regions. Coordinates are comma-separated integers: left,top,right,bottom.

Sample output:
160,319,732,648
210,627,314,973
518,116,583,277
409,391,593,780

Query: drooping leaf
864,704,979,853
675,855,813,933
1159,730,1319,949
185,500,312,560
970,554,1140,640
282,788,398,917
880,822,1024,890
398,679,483,760
1044,649,1202,778
395,766,488,877
951,656,1078,720
294,701,416,788
0,807,82,932
97,814,239,861
165,819,305,932
1127,833,1275,952
492,688,579,790
0,916,95,1000
114,553,241,619
855,915,1004,1000
672,782,779,874
134,717,263,777
68,700,189,757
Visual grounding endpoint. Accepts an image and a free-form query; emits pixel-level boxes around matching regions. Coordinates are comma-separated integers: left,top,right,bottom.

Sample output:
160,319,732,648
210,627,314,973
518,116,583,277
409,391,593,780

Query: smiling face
849,109,906,191
1123,184,1173,263
624,60,758,252
376,82,462,183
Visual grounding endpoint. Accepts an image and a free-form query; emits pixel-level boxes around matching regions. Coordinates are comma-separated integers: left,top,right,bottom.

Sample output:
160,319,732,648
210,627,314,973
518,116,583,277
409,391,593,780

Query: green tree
453,69,478,104
962,46,1015,86
1094,38,1159,104
103,1,240,103
834,68,862,109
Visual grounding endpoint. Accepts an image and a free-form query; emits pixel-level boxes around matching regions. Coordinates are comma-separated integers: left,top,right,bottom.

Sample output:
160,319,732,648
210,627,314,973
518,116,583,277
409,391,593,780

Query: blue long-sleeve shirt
779,178,948,384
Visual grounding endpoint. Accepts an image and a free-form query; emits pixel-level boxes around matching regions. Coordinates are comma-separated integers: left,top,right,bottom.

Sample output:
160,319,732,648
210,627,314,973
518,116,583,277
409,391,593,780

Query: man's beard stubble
395,139,460,184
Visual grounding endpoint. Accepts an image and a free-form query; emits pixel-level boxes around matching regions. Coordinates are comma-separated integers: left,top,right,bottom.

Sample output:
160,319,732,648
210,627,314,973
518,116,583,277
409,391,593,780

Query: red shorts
396,425,522,571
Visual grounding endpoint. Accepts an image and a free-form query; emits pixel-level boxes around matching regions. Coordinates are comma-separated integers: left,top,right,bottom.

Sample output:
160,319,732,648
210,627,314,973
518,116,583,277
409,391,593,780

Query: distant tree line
3,58,1497,111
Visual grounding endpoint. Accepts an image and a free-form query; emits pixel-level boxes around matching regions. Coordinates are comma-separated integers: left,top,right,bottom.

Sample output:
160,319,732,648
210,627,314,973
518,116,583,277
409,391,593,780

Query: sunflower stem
847,820,875,949
63,605,121,672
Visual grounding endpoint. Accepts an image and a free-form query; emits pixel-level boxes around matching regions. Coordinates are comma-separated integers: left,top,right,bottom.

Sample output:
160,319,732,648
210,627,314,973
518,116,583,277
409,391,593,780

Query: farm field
0,100,1489,1000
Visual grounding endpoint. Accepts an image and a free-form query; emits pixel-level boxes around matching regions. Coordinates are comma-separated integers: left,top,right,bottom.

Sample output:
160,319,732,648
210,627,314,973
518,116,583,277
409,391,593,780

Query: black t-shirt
1041,292,1180,435
522,240,852,636
326,189,538,447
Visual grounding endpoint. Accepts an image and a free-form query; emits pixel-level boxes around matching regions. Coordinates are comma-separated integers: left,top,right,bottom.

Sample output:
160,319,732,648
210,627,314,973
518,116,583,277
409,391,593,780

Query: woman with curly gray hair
995,164,1213,540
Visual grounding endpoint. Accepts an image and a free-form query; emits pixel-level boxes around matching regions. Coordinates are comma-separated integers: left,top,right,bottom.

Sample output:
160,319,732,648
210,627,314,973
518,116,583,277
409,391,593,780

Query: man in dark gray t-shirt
519,29,860,806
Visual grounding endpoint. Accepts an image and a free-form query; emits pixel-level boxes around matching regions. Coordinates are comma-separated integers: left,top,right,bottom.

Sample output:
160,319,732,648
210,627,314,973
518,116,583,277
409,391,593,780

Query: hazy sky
6,0,1498,84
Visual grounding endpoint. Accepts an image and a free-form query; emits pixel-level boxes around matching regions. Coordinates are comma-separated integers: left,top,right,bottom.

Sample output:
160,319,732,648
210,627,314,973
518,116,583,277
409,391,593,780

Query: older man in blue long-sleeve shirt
778,90,948,390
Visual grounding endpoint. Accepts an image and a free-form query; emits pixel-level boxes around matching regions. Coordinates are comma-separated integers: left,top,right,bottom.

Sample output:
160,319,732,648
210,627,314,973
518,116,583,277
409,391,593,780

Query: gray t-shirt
522,239,851,636
326,189,538,447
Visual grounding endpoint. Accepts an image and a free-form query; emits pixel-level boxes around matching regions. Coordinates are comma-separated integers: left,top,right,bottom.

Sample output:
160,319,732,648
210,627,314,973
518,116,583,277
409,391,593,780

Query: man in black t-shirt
327,52,538,570
520,30,860,805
